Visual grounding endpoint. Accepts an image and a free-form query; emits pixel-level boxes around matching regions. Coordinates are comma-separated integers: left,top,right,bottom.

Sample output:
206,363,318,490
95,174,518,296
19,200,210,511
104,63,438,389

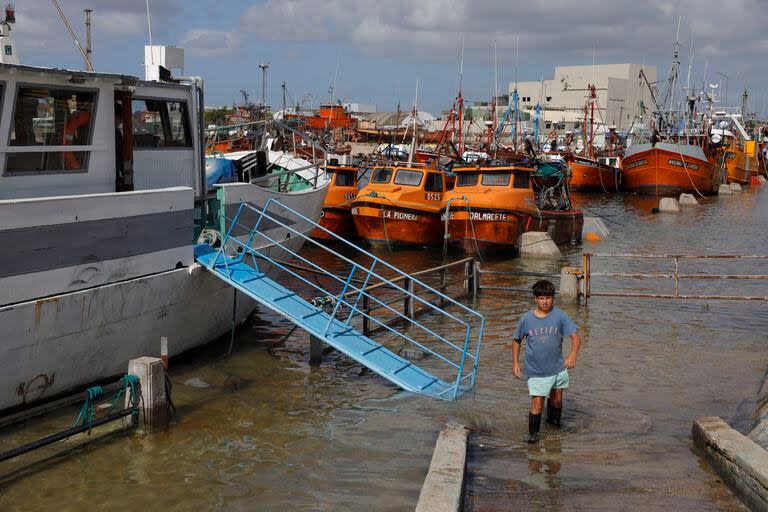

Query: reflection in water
524,438,562,490
0,190,766,511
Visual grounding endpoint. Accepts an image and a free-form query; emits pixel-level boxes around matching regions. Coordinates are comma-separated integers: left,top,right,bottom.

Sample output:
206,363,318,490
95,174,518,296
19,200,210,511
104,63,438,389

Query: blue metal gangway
194,199,485,400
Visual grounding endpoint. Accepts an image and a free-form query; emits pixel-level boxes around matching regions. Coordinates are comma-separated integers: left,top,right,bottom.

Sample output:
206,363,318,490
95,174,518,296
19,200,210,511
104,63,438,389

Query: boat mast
407,78,419,167
457,37,465,157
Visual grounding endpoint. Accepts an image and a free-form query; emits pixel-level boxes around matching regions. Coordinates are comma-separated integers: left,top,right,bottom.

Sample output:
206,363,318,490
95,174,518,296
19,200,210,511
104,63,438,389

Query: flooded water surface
2,187,767,511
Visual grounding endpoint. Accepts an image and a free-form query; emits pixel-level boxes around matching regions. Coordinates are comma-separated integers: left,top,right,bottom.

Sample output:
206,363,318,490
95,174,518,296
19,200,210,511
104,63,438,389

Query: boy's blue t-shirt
514,307,578,378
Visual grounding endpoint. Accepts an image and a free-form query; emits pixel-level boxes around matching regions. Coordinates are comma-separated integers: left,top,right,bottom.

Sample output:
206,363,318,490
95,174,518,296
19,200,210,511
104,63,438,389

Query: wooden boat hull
622,143,718,196
351,202,442,246
568,157,619,192
443,206,583,253
311,207,356,241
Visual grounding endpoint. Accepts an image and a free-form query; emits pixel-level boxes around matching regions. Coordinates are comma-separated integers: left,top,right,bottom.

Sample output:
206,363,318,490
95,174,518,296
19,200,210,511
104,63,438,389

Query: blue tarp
205,157,238,187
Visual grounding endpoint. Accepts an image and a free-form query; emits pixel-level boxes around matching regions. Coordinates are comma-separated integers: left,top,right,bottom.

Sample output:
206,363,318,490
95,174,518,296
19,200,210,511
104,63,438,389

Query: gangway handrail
224,208,476,358
211,199,484,398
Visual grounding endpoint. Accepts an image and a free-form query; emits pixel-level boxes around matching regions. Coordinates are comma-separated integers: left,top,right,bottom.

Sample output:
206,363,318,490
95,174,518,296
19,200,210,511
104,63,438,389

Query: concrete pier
679,193,698,205
758,176,767,184
416,423,468,512
519,232,561,257
560,266,581,302
126,357,168,432
692,417,768,511
719,184,733,195
730,183,743,192
659,198,681,212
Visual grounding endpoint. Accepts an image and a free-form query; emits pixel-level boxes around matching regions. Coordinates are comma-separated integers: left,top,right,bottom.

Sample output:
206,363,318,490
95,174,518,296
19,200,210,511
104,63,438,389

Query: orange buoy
584,232,603,242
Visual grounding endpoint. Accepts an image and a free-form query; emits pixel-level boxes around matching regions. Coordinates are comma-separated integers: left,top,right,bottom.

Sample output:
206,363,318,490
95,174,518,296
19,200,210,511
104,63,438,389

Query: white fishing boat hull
0,182,328,412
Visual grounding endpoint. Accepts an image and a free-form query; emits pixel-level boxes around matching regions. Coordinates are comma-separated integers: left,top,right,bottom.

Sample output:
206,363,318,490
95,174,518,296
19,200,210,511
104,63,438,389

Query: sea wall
748,368,768,450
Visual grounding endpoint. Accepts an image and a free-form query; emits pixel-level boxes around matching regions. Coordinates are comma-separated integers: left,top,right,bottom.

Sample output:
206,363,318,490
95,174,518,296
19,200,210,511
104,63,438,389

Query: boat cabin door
114,90,134,191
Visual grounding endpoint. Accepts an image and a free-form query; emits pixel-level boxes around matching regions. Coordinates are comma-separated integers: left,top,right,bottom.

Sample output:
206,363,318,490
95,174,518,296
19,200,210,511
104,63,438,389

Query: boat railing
213,199,485,399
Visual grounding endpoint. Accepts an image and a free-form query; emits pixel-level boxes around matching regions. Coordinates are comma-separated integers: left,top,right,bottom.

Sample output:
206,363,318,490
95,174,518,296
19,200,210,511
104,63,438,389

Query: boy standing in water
513,280,582,444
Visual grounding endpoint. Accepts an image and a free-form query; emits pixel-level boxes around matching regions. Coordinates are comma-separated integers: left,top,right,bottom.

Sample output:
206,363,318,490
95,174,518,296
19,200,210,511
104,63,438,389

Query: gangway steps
195,244,454,397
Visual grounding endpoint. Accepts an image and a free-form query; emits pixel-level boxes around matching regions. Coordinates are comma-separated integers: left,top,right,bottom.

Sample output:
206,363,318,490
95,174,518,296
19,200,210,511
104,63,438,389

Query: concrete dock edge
692,416,768,511
415,423,468,512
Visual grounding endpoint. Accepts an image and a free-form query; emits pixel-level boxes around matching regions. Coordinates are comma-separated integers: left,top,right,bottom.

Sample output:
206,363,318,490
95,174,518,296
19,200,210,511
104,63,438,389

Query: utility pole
258,63,269,106
84,9,92,71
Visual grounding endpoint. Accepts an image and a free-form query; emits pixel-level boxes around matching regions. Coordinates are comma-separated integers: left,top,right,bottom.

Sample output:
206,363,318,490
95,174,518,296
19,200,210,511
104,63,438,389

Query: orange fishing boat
567,154,619,192
311,164,358,241
706,113,756,185
351,165,450,246
622,141,719,196
564,85,620,192
440,162,583,253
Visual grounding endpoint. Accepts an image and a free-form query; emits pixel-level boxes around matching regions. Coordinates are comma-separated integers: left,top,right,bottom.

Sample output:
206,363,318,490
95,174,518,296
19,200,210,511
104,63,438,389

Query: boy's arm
564,332,582,369
512,338,522,379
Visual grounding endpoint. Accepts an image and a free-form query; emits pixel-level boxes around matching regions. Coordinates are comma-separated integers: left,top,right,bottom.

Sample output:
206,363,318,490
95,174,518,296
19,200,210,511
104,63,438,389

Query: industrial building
510,64,657,131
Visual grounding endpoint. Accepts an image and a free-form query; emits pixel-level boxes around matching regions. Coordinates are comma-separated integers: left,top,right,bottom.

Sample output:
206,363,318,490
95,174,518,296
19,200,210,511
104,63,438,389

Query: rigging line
567,197,624,227
676,146,707,198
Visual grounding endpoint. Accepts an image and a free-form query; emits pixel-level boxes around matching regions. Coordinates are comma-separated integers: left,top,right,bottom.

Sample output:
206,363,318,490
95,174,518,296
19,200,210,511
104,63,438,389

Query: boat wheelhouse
440,163,583,254
351,165,449,246
0,41,329,412
311,164,358,240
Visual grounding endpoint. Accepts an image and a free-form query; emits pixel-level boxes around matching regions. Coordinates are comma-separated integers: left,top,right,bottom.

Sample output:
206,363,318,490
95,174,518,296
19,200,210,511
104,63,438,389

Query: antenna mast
84,9,92,71
51,0,93,71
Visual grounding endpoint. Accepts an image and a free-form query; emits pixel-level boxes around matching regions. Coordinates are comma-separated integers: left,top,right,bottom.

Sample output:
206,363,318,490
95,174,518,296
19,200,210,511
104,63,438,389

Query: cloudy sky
9,0,768,115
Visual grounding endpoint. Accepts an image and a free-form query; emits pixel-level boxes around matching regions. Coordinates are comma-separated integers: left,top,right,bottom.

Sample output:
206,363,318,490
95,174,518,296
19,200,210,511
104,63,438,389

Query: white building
510,64,657,131
343,102,377,114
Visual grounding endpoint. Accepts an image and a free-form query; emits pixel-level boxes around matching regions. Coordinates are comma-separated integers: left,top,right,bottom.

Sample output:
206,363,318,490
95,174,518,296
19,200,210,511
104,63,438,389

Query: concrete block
730,182,743,192
718,184,733,195
519,232,561,257
126,357,168,432
582,217,609,240
560,266,581,302
678,193,698,205
692,416,768,511
758,176,767,184
416,423,468,512
659,197,681,213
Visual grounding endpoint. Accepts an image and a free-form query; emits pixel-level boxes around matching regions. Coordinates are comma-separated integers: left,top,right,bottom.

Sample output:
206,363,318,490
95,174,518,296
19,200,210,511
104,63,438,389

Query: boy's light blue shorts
527,369,569,396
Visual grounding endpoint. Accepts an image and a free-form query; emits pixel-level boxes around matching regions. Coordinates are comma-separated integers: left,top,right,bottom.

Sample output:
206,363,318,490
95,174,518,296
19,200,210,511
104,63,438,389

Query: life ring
62,111,91,169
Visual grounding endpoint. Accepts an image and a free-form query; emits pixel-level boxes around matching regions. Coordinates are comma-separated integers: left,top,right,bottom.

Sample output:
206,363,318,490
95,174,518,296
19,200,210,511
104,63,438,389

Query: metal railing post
404,278,414,319
439,268,448,306
362,295,370,334
674,256,680,297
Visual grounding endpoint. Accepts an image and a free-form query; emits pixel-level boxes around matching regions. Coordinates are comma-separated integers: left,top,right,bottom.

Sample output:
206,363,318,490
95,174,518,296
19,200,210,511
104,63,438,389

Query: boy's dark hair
532,279,556,297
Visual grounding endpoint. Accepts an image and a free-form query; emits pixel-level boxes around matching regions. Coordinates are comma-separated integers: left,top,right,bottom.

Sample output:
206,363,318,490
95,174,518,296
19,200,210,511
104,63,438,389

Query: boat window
481,173,511,186
6,86,96,173
513,170,530,189
456,173,478,187
424,172,443,192
371,167,392,183
335,171,354,187
394,169,423,186
132,99,192,148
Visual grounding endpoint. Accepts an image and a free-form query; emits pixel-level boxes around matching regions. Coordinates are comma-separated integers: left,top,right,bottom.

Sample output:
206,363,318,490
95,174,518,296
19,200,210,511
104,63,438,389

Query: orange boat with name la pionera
311,164,358,241
351,165,451,246
440,162,583,254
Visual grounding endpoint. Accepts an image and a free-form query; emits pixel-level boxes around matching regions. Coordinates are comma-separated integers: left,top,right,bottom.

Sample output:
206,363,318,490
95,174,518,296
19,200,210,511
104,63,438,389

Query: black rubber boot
526,412,542,444
546,406,562,428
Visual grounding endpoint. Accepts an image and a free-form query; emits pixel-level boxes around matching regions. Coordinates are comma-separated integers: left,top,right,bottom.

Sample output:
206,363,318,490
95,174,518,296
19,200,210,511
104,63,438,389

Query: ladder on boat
194,199,484,400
